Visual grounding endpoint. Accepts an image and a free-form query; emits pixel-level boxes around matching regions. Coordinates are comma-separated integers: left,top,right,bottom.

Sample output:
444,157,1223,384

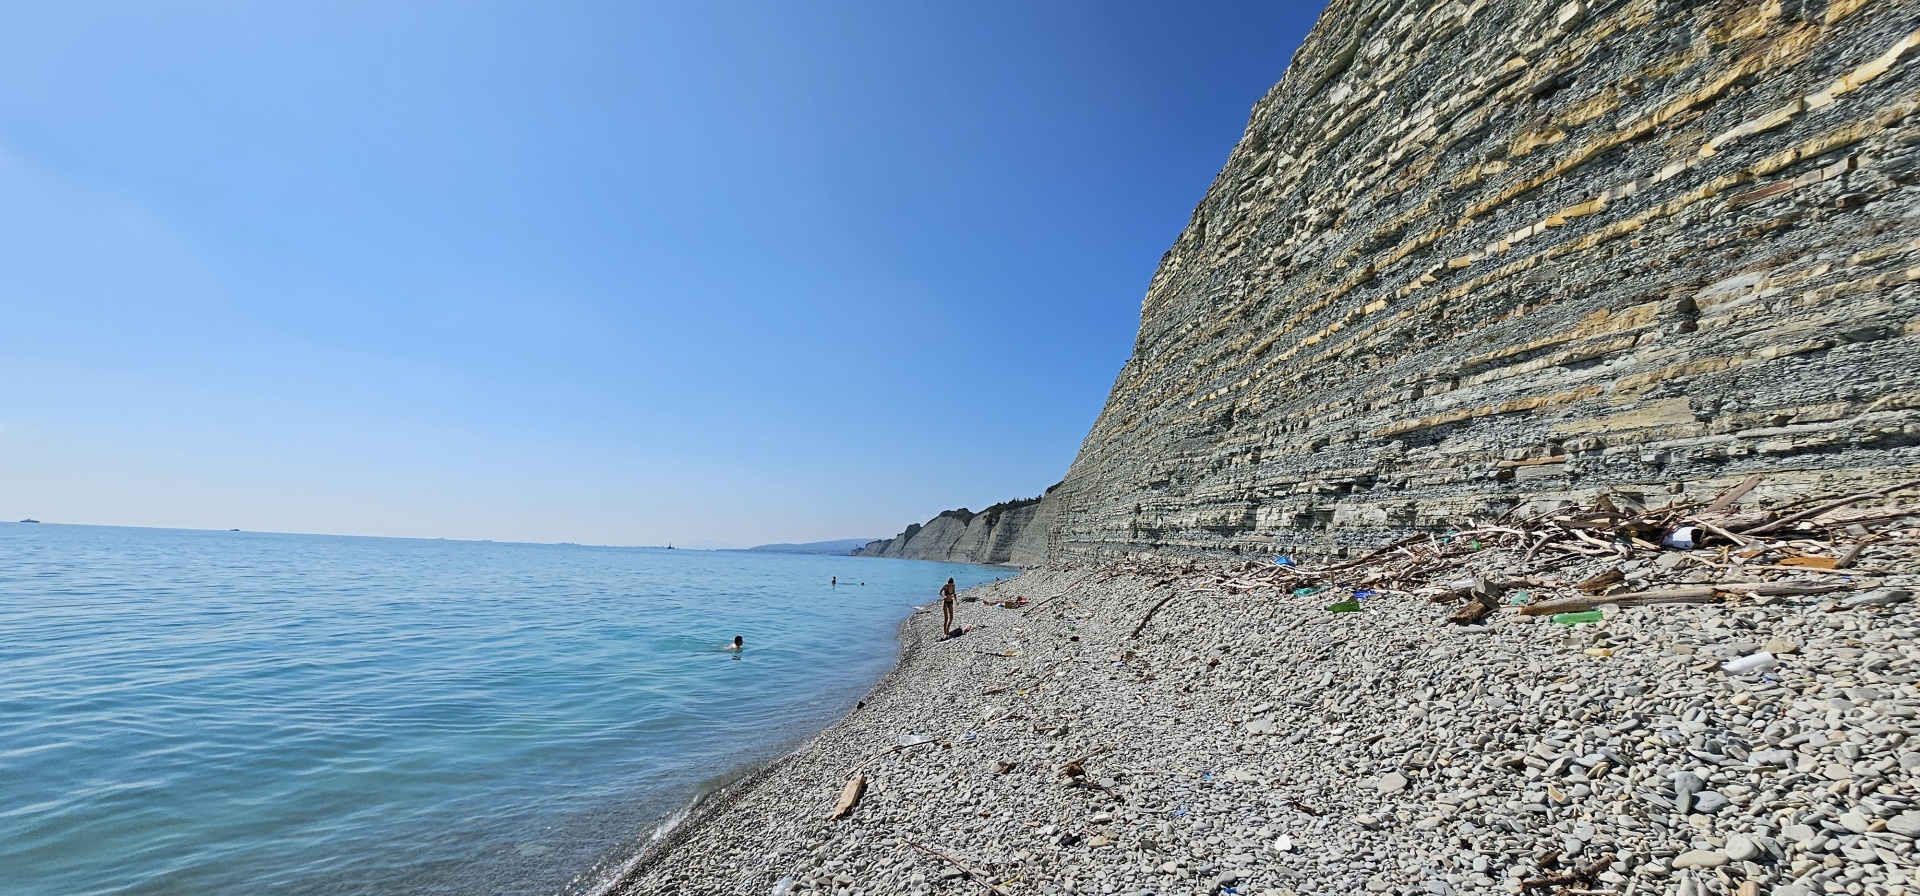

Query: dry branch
1742,479,1920,535
896,837,1010,896
1128,590,1182,639
1519,581,1855,615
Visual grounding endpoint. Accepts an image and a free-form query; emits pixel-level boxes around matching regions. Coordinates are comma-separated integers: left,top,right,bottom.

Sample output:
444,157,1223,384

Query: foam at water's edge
577,735,807,896
591,601,935,896
569,803,694,896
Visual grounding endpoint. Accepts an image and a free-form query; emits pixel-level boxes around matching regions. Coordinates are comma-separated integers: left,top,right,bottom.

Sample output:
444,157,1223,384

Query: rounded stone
1671,850,1729,869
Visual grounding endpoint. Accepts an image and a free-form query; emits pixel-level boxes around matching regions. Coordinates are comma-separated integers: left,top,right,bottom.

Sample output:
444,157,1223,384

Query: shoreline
600,599,943,892
614,528,1919,896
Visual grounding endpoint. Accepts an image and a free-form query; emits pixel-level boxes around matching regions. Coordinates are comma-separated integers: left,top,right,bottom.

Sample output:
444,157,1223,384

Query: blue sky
1,2,1321,547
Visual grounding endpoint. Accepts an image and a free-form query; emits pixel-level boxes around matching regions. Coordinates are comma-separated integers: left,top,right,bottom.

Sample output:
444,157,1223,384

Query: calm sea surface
0,524,1009,896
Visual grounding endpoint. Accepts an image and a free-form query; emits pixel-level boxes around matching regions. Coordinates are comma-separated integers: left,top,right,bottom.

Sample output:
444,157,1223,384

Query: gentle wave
0,524,1009,896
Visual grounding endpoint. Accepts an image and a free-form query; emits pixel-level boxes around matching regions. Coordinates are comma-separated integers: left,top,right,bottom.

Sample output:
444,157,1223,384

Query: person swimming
724,635,743,651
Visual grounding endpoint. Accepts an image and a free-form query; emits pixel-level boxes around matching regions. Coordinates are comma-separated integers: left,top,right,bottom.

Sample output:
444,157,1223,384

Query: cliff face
1046,0,1920,561
856,491,1056,567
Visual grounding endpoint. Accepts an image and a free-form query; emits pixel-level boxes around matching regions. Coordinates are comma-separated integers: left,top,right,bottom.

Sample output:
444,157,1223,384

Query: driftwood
1826,503,1920,524
846,739,938,779
1523,531,1562,564
1449,579,1502,624
1021,569,1108,616
1520,853,1615,892
896,837,1010,896
1706,474,1765,512
1128,590,1183,639
1746,564,1873,575
1323,532,1433,572
1777,555,1838,569
1690,518,1754,547
1520,581,1854,616
830,774,866,820
1124,484,1902,639
830,739,939,819
1449,596,1495,624
1574,568,1624,594
1742,479,1920,535
1058,745,1112,779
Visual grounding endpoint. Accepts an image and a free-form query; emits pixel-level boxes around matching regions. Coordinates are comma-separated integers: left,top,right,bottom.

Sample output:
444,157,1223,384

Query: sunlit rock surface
855,492,1055,568
1044,0,1920,561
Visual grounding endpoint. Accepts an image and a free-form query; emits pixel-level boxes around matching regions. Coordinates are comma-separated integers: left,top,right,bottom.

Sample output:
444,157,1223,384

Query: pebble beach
613,519,1920,896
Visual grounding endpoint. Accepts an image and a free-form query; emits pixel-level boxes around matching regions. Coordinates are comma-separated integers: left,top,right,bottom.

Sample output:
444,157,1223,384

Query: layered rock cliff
1044,0,1920,561
855,490,1056,567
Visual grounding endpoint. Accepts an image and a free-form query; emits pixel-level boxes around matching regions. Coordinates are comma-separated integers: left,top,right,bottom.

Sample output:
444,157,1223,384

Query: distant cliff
745,538,877,555
855,487,1058,567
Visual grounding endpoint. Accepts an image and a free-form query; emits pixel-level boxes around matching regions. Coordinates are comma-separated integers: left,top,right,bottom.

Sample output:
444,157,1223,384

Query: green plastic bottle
1551,610,1604,625
1326,600,1362,613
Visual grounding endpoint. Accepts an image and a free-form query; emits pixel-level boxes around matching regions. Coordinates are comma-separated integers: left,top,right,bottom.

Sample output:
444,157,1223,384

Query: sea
0,523,1011,896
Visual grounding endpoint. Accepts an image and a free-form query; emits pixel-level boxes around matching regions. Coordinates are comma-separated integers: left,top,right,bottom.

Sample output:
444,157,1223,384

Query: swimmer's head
733,635,744,648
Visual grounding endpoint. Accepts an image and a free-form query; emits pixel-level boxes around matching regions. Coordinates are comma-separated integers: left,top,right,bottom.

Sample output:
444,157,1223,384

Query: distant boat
19,519,39,524
230,529,241,532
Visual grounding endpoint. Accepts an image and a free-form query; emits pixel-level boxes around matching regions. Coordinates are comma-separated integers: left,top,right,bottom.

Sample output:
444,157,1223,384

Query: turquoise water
0,524,1008,896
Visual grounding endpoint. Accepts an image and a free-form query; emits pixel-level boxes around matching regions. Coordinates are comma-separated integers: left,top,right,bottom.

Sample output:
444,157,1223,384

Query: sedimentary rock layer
1047,0,1920,561
856,492,1055,567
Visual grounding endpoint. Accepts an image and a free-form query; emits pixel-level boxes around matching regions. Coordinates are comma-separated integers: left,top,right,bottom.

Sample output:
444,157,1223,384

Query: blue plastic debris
1274,556,1297,567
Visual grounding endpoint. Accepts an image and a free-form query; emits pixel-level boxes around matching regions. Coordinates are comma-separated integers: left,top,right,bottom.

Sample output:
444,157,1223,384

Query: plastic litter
1292,586,1328,597
1507,590,1530,606
1353,589,1378,600
1551,610,1604,625
1273,556,1297,567
1722,651,1778,674
771,879,796,896
1660,526,1700,550
1325,599,1363,613
898,734,935,747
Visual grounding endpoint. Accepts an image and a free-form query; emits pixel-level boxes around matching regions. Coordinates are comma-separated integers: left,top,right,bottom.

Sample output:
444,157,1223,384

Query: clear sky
2,2,1322,547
